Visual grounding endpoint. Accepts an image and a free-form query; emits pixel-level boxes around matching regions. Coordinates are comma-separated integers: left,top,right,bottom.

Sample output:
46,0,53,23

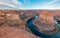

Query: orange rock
33,12,57,34
39,12,55,24
0,10,26,30
0,27,40,38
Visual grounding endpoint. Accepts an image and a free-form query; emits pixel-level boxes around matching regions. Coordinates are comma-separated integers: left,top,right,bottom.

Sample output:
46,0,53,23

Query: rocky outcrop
0,26,40,38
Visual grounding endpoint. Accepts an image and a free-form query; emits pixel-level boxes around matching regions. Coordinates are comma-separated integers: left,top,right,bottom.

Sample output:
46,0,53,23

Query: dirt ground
0,10,60,38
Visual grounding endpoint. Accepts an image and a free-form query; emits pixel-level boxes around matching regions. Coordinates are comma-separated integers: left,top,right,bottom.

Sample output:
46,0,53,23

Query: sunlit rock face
33,12,59,35
40,10,60,20
0,10,41,38
0,10,60,31
18,10,60,34
0,10,26,30
0,10,60,38
0,11,7,25
0,26,40,38
39,12,55,24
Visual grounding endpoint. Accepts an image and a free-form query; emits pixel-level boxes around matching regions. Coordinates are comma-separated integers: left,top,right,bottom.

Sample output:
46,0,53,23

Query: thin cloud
23,0,30,4
12,0,21,6
42,0,59,9
46,0,59,6
0,0,21,9
0,2,16,8
48,0,59,5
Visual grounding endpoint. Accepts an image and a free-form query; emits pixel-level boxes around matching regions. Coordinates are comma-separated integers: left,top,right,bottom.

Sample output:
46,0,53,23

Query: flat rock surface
0,26,40,38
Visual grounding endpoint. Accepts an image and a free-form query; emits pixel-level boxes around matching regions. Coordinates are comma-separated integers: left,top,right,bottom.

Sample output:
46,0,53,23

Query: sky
0,0,60,9
19,0,60,9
